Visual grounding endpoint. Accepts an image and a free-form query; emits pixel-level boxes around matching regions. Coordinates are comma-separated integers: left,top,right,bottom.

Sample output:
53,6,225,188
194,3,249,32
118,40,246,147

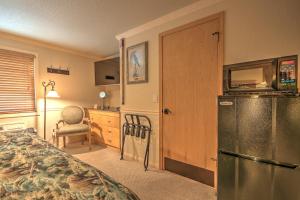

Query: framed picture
127,41,148,84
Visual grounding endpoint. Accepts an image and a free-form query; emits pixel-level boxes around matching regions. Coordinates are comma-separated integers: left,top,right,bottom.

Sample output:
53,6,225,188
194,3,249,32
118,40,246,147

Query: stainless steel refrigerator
218,95,300,200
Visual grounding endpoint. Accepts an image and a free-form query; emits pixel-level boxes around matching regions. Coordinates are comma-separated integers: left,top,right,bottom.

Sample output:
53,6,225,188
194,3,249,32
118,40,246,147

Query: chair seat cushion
57,124,89,135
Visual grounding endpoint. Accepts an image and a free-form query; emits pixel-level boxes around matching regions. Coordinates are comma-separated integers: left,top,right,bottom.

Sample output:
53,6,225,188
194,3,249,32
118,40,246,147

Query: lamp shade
46,90,60,98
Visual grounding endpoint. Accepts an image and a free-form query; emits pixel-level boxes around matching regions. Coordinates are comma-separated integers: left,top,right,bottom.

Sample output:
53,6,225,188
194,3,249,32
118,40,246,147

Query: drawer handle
108,130,112,133
108,139,112,143
108,121,111,123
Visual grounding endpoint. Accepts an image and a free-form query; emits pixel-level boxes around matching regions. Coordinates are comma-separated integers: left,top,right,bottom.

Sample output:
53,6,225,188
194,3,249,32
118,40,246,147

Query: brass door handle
163,108,172,115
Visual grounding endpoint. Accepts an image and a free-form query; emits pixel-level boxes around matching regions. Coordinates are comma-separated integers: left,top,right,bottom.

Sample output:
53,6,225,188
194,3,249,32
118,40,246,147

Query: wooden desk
88,109,120,149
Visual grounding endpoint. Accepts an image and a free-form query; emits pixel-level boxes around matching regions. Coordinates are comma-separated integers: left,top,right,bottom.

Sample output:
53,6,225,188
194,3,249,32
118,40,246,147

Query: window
0,48,36,114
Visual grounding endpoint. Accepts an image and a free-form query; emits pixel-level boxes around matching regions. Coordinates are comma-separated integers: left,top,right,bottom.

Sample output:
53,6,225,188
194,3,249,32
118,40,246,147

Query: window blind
0,48,36,114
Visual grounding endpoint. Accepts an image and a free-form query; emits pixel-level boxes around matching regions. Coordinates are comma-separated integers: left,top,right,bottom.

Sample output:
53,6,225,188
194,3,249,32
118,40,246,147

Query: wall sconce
42,80,60,140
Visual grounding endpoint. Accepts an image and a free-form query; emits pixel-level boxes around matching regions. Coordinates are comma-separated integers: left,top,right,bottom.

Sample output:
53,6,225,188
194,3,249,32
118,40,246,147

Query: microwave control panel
278,56,297,91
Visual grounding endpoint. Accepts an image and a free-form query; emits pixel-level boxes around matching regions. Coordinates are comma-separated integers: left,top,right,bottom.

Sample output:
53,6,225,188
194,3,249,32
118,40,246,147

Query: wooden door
160,14,222,186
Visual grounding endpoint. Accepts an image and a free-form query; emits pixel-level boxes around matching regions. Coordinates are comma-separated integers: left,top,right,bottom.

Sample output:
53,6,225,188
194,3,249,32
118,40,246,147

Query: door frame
158,12,224,171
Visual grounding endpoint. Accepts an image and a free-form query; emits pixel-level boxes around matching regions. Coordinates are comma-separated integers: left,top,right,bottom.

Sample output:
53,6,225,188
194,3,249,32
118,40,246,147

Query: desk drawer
102,126,120,148
100,115,119,128
110,128,120,148
88,110,120,148
90,115,119,128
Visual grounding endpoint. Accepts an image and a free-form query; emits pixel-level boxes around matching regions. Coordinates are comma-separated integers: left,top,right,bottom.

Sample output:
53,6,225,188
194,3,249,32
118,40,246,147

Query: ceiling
0,0,199,57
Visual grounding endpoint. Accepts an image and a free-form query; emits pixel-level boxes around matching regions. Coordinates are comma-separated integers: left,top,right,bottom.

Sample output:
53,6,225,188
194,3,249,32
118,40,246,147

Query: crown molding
116,0,224,40
96,53,120,61
0,30,103,60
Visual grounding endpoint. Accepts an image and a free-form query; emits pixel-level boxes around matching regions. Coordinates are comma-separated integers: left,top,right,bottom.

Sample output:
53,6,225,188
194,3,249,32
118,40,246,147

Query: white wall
120,0,300,168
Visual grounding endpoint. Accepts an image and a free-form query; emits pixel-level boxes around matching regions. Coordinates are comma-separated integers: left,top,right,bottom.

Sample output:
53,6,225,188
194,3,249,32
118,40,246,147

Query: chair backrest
61,106,84,124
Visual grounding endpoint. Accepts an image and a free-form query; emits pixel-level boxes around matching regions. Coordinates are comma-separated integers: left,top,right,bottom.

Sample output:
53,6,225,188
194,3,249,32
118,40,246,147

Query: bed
0,130,140,200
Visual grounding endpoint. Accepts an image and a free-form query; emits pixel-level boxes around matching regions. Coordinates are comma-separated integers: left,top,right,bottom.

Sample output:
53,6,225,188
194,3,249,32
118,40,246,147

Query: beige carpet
63,143,217,200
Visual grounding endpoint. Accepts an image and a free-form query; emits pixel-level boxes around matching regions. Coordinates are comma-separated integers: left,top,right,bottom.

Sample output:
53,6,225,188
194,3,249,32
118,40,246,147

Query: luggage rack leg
120,114,152,171
120,123,127,160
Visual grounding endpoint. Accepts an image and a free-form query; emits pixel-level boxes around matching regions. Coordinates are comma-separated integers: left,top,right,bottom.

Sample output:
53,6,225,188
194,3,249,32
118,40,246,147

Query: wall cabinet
88,110,120,148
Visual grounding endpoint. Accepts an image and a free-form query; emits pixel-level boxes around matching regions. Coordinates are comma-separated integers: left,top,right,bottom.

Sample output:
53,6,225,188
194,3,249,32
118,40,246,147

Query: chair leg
56,136,59,148
63,136,66,148
88,132,91,150
89,132,92,150
81,136,84,145
52,133,55,145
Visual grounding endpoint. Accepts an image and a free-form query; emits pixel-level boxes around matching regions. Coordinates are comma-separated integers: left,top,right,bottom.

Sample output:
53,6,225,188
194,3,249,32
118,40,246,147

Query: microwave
223,55,298,95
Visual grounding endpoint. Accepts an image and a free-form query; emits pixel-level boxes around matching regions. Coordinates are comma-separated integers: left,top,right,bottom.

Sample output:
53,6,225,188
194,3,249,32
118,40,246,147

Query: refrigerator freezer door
236,97,273,160
276,97,300,165
218,97,236,152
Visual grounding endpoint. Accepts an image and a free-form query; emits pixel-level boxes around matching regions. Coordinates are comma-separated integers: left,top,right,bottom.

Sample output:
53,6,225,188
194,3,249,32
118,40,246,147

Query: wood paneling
159,13,224,186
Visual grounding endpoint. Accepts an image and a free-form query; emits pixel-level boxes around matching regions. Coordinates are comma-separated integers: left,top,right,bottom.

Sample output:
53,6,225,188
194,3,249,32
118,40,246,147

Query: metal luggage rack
120,114,152,171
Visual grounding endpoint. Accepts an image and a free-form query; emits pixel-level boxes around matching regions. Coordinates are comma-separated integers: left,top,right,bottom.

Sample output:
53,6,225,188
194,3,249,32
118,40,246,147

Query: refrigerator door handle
219,150,299,169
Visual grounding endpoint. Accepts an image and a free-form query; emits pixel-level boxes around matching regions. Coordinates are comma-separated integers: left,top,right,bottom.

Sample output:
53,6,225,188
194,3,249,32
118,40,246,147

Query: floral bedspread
0,130,139,200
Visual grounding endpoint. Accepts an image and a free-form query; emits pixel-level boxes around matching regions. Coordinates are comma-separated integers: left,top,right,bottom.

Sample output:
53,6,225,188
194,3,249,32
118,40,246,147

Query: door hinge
212,31,220,42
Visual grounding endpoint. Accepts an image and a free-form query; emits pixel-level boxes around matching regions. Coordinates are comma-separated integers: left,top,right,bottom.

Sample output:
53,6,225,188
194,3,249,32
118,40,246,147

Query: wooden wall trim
120,108,159,115
120,38,125,105
159,32,164,169
116,0,225,40
218,12,225,96
0,31,102,59
159,12,223,37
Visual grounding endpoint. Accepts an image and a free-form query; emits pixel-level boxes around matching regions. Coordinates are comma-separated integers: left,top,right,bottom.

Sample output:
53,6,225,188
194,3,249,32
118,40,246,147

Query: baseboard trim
165,157,214,187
